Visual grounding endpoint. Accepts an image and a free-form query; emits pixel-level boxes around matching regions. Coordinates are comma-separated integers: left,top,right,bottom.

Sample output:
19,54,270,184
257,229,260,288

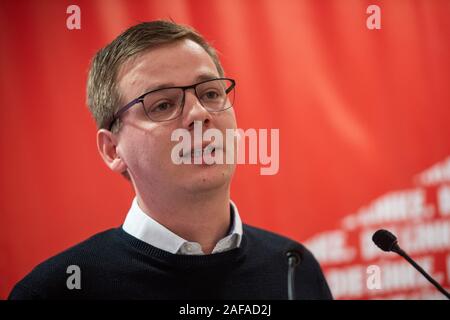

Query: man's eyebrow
194,73,218,82
141,74,219,94
142,82,175,93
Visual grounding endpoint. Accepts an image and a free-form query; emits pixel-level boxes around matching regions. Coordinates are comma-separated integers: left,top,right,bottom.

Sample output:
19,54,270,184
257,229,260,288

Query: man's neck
135,185,231,254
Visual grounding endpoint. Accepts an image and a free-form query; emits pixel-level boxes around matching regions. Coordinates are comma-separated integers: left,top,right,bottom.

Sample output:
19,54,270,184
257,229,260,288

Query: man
9,20,332,300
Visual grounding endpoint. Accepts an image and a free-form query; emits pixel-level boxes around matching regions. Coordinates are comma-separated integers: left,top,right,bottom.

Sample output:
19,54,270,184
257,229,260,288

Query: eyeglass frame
107,77,236,131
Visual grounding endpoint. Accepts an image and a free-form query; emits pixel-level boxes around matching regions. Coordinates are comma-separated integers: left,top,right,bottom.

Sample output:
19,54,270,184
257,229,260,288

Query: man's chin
178,164,235,193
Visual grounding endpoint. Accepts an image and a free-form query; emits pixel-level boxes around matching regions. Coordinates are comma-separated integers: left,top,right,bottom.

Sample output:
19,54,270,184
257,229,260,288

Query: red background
1,0,449,299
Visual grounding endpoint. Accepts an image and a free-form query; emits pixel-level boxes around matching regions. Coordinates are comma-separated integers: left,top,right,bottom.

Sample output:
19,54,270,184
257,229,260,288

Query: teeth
184,145,217,158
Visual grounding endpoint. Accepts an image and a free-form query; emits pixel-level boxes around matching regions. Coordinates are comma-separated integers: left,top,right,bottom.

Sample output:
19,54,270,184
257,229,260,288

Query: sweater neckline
113,226,249,267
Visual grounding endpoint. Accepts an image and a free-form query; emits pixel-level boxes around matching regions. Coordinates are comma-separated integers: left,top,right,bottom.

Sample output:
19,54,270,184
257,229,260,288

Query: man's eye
203,91,220,100
150,102,173,113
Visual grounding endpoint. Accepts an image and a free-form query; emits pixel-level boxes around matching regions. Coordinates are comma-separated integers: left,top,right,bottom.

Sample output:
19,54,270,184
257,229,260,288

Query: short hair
86,20,225,181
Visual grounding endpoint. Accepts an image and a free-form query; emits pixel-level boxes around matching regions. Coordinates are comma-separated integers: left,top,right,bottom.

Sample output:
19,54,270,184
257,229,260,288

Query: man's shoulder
243,223,302,247
242,223,318,262
38,227,119,264
8,228,120,299
243,223,333,299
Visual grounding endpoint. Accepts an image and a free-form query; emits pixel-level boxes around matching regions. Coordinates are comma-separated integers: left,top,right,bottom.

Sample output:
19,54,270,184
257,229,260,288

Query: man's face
114,39,237,197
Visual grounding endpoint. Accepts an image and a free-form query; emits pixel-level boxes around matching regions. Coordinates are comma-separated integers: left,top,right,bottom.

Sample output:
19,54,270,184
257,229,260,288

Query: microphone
286,250,302,300
372,229,450,299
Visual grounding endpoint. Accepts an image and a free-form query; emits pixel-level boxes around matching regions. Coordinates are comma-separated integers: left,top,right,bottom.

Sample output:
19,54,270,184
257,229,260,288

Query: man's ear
97,129,128,174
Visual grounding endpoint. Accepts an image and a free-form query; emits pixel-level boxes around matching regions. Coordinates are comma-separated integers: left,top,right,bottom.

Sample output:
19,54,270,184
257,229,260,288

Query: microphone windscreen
372,229,398,252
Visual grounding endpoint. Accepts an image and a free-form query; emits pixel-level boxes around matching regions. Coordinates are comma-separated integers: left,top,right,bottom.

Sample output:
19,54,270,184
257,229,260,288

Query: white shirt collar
122,197,243,255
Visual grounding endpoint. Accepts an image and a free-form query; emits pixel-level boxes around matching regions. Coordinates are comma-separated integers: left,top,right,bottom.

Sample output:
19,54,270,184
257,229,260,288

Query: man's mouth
181,144,216,158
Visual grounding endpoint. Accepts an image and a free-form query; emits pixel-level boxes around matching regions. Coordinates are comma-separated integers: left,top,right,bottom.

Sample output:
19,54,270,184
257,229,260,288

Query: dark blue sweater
9,224,332,300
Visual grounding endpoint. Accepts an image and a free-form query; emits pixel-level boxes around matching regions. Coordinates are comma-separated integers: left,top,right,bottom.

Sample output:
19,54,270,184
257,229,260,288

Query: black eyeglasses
108,78,236,130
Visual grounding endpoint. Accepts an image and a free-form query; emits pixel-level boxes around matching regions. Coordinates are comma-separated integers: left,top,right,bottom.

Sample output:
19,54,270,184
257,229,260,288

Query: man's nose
182,89,212,131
